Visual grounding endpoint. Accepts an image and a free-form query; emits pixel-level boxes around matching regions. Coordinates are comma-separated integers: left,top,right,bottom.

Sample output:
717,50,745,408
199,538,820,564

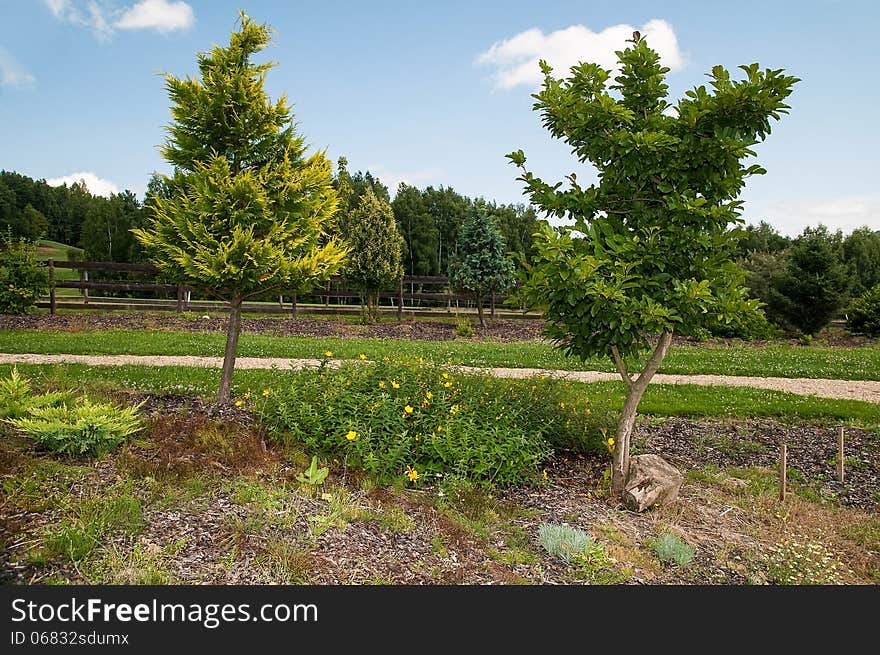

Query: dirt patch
633,418,879,510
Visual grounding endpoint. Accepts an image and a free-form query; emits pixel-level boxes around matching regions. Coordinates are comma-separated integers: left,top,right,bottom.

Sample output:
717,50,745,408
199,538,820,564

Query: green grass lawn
2,362,877,428
1,328,879,380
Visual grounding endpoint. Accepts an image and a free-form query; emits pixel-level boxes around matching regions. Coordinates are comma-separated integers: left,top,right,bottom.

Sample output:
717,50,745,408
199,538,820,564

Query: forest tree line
2,166,879,335
0,165,539,277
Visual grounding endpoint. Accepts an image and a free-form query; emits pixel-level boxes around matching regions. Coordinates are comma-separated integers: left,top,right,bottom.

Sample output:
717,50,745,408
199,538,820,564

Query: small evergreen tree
448,206,514,327
134,13,346,402
770,227,849,335
341,188,405,322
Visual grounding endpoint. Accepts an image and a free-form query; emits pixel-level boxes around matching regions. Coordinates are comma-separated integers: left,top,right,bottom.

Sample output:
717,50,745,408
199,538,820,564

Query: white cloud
43,0,194,38
115,0,194,33
477,18,684,90
0,47,35,87
46,172,119,197
747,195,880,237
366,164,441,198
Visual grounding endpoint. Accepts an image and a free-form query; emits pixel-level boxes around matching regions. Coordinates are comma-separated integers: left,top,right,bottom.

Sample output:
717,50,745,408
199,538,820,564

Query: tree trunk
610,331,673,497
476,294,485,327
217,294,243,404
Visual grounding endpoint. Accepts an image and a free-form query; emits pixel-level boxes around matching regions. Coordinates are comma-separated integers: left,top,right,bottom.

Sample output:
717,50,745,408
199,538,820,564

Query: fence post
292,294,298,319
185,288,191,310
176,284,184,312
48,259,56,315
397,278,403,321
325,281,330,307
82,269,89,305
779,443,787,501
491,292,496,319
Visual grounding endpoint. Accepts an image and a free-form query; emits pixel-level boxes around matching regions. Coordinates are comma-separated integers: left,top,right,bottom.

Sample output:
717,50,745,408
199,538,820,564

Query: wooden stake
837,426,845,483
48,259,56,315
779,443,787,501
82,269,89,305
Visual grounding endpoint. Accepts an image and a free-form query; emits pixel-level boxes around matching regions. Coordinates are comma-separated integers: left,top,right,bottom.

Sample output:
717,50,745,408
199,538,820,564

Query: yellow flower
234,400,243,407
359,353,367,360
425,392,433,400
443,381,452,388
391,381,400,389
436,425,443,433
244,391,251,400
607,437,615,446
585,408,591,415
262,389,270,397
345,430,359,441
406,467,419,482
559,402,565,408
418,357,424,364
324,350,333,358
542,469,549,481
404,405,414,415
450,405,459,415
442,372,449,379
379,381,386,389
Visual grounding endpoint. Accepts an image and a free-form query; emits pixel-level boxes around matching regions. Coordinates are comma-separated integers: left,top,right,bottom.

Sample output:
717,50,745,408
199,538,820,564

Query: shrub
261,359,604,486
8,399,144,457
0,367,69,419
538,523,593,563
0,234,49,315
454,317,475,338
650,533,695,567
573,542,631,584
766,537,852,585
846,284,880,337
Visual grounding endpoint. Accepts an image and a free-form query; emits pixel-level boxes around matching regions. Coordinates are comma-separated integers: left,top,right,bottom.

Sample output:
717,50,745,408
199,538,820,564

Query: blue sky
1,0,877,236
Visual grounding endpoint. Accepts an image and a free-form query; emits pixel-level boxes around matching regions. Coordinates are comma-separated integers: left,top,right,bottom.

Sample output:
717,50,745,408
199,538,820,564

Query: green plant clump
0,235,49,315
538,523,593,563
651,533,695,567
765,537,853,585
0,367,69,419
262,359,604,486
8,399,144,457
847,284,880,337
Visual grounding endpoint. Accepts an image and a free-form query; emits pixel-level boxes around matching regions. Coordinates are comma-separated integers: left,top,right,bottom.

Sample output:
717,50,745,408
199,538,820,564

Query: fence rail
40,259,532,319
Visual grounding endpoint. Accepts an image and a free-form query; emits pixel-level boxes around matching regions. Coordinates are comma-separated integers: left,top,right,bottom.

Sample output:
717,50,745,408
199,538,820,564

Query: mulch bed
2,394,877,586
0,313,546,342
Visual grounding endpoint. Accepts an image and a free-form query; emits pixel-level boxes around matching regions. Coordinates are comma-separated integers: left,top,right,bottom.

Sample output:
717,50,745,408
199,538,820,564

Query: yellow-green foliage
133,12,346,303
0,367,69,419
8,399,144,457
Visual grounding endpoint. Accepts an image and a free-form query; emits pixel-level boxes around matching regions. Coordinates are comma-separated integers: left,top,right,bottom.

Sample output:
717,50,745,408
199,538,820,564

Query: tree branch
634,330,673,389
610,345,633,389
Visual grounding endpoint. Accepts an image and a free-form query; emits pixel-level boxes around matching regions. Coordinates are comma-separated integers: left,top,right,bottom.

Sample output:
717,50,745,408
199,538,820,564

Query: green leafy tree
0,234,49,314
846,284,880,337
736,220,790,257
340,188,405,322
133,13,346,403
448,206,515,327
81,191,143,262
424,186,470,273
842,227,880,297
508,33,798,496
769,226,849,335
17,205,48,240
393,183,439,276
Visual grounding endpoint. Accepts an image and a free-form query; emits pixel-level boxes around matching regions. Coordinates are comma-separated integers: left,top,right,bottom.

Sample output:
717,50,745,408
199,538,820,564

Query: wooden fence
40,259,533,319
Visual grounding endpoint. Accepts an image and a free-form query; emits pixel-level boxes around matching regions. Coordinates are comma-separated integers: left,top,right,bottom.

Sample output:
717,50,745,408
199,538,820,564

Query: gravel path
2,352,879,403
